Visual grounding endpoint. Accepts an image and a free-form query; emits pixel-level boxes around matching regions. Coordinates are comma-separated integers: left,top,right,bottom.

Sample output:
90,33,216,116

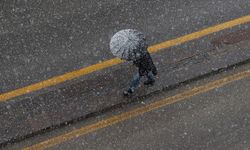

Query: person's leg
144,71,155,85
129,73,141,91
124,73,141,96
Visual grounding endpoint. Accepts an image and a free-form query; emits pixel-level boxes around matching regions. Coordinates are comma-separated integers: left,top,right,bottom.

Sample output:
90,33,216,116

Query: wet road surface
6,57,250,150
1,0,250,149
1,0,250,93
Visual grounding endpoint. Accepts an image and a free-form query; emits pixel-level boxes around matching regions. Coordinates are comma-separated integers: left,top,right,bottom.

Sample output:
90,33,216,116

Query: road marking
24,69,250,150
1,15,250,102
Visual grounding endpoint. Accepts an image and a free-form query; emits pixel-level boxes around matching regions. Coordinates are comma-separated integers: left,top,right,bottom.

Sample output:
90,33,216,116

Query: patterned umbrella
110,29,147,61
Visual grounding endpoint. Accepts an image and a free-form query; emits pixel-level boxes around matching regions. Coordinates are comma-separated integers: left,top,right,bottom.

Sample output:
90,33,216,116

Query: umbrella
110,29,147,61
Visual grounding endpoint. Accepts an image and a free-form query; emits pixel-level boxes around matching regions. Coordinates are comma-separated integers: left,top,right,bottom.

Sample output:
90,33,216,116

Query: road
7,56,250,150
1,0,250,93
1,0,250,149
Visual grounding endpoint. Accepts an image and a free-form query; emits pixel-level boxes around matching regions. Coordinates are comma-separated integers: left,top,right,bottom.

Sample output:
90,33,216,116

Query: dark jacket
133,52,157,76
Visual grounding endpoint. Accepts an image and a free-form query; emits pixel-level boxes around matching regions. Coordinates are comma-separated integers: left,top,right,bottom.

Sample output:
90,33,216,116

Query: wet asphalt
1,0,250,93
49,63,250,150
52,64,250,150
6,58,250,150
1,0,250,149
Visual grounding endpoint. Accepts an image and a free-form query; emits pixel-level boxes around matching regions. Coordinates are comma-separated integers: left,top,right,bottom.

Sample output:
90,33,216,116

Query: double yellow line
1,15,250,102
24,68,250,150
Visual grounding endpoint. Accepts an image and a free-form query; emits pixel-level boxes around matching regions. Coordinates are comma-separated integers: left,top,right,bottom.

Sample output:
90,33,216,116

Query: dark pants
129,71,155,91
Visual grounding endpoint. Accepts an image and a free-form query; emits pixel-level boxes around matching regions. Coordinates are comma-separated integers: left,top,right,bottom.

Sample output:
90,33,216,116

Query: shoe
123,88,134,96
144,80,155,85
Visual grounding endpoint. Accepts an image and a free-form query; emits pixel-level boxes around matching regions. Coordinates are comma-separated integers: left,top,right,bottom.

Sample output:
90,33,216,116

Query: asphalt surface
52,64,250,150
1,0,250,149
6,58,250,150
1,0,250,93
1,35,250,145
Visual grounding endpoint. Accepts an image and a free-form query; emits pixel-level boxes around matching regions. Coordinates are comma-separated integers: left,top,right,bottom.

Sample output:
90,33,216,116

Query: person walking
110,29,157,96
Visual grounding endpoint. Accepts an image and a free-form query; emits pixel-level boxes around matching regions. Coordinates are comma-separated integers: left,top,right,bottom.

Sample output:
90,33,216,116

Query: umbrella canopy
110,29,147,61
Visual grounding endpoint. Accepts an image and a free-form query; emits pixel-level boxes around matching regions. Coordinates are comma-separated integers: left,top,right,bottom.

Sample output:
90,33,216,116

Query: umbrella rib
115,46,123,56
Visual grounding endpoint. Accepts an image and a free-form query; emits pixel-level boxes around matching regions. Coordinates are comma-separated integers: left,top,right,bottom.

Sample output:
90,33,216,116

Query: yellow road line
24,69,250,150
1,15,250,102
148,14,250,52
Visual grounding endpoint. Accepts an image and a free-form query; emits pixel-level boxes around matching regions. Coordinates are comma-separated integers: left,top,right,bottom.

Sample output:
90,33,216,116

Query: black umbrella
110,29,147,61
